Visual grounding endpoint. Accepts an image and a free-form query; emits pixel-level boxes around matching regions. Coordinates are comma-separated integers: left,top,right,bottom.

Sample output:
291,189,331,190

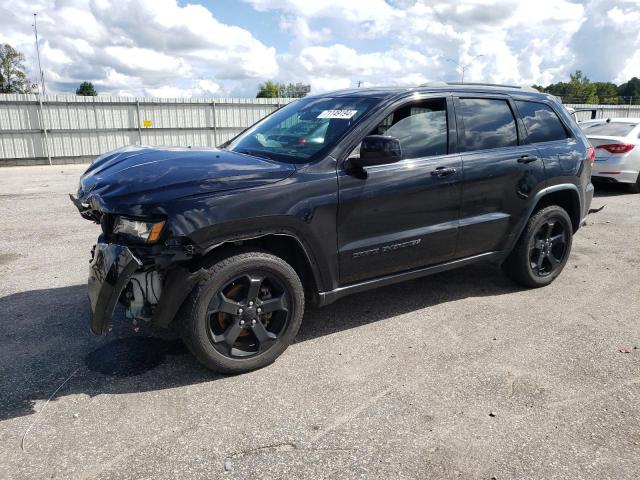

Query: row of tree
533,70,640,104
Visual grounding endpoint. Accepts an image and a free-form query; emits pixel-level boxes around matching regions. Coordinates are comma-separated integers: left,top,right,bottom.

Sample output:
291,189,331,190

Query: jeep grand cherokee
71,83,595,373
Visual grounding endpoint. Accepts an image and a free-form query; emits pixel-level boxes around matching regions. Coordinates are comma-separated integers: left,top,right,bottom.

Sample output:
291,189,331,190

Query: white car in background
580,118,640,193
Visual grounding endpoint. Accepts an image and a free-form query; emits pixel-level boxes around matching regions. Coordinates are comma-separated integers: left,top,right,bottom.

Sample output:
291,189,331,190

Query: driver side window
350,98,448,160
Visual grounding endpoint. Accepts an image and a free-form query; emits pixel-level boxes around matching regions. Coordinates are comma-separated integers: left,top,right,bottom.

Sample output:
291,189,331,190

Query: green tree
592,82,620,104
257,81,309,98
618,77,640,104
76,81,98,96
0,44,35,93
256,80,280,98
538,70,598,104
565,70,598,104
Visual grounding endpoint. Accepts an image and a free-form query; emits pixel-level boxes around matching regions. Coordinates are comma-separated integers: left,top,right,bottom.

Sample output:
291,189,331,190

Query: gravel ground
0,164,639,480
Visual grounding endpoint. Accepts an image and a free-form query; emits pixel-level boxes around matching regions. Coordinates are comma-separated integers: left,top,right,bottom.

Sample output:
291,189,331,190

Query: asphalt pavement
1,164,639,479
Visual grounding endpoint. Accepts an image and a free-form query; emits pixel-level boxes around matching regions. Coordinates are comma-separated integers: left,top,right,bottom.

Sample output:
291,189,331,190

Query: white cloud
103,46,190,75
0,0,277,96
279,16,332,49
0,0,638,97
247,0,402,37
259,0,590,89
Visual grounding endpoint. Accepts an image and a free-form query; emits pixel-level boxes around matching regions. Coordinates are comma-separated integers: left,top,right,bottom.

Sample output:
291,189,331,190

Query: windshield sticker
317,110,358,119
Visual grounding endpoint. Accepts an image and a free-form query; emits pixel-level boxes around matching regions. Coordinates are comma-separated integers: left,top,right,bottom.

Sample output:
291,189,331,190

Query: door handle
430,166,457,177
517,155,539,164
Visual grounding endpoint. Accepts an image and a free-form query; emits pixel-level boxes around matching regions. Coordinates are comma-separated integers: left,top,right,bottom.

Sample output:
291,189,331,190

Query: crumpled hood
77,146,295,212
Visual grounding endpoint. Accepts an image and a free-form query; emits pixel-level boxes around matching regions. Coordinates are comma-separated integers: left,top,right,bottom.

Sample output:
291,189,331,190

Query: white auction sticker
317,110,357,119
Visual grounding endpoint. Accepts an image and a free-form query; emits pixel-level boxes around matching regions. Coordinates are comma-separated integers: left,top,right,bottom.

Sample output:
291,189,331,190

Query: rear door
454,95,546,258
337,96,462,285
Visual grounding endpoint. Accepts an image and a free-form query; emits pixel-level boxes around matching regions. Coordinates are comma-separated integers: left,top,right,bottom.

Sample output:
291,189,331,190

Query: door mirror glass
351,135,402,168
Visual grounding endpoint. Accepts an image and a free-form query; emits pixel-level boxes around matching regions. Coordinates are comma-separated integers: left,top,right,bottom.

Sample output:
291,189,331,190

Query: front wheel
502,205,573,288
178,251,304,374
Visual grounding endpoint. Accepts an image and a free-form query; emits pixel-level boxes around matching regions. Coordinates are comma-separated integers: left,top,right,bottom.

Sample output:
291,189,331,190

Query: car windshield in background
227,97,379,163
581,122,638,137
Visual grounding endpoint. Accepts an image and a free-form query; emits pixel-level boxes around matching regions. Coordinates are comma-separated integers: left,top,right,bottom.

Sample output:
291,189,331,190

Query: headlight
113,217,165,243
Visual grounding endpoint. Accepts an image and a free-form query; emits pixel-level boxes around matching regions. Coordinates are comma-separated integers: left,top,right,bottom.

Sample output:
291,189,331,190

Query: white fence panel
0,94,294,165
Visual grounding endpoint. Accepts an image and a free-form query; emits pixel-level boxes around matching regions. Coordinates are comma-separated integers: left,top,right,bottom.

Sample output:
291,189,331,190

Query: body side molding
317,251,503,307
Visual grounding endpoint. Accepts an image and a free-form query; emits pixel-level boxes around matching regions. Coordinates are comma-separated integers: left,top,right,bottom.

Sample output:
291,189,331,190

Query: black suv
72,83,595,373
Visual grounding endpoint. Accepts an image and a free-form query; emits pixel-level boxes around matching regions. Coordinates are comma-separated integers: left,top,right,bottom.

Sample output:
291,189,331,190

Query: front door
337,97,462,285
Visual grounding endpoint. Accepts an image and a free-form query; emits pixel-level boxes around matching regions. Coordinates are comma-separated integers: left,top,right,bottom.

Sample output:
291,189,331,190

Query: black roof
307,83,552,101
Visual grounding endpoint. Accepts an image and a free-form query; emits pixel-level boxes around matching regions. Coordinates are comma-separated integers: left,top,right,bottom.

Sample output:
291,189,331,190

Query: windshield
227,96,380,163
581,121,638,137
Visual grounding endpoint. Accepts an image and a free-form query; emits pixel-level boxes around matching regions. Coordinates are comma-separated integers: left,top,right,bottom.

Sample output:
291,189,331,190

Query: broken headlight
112,216,165,243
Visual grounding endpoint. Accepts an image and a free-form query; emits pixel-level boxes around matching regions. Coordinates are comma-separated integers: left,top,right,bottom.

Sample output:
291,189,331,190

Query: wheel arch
531,185,581,233
505,184,581,256
194,231,325,304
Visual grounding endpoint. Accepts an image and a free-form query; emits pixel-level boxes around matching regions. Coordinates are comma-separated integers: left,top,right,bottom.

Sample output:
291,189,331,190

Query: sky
1,0,639,98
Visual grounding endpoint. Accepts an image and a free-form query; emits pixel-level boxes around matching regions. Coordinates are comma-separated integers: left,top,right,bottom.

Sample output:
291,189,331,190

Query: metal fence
2,94,640,166
0,94,295,166
566,103,640,122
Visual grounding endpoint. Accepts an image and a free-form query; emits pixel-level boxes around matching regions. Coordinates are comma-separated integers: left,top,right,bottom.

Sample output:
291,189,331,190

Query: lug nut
238,308,243,314
257,307,262,313
251,319,256,325
240,320,245,326
249,301,254,306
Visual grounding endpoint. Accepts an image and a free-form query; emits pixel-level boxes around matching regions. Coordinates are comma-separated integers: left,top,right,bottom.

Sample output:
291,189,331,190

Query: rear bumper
88,243,142,335
592,163,639,184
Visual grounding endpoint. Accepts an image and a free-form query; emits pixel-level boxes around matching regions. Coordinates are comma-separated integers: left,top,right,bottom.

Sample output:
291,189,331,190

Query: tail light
586,146,595,164
595,144,635,154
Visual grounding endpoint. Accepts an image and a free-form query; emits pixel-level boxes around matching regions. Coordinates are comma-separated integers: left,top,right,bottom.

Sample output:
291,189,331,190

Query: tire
502,205,573,288
628,173,640,194
178,251,304,374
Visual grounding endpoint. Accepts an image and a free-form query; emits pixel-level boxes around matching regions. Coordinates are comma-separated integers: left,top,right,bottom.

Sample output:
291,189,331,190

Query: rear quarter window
516,101,570,143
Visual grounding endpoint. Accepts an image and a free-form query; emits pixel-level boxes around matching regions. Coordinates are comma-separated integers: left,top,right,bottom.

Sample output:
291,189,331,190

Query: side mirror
351,135,402,168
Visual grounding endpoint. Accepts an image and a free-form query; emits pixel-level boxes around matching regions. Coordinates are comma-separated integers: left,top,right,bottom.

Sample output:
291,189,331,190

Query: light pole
32,13,46,95
446,54,484,83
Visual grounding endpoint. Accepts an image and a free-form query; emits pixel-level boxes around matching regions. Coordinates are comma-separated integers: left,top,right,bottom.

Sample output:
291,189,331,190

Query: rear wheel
178,251,304,374
502,205,573,288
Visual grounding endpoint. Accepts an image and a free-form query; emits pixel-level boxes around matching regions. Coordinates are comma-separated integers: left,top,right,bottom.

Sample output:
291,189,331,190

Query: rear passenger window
516,101,569,143
458,98,518,151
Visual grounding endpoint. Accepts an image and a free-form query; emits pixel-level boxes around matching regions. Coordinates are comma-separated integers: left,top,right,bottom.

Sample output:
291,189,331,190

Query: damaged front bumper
87,241,207,336
88,243,142,335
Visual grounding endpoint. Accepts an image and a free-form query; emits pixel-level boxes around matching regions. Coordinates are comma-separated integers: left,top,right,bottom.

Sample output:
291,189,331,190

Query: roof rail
420,82,539,93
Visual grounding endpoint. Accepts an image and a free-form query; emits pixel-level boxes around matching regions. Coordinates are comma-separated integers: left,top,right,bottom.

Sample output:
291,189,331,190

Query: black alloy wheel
207,273,290,358
178,251,304,374
529,218,568,277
